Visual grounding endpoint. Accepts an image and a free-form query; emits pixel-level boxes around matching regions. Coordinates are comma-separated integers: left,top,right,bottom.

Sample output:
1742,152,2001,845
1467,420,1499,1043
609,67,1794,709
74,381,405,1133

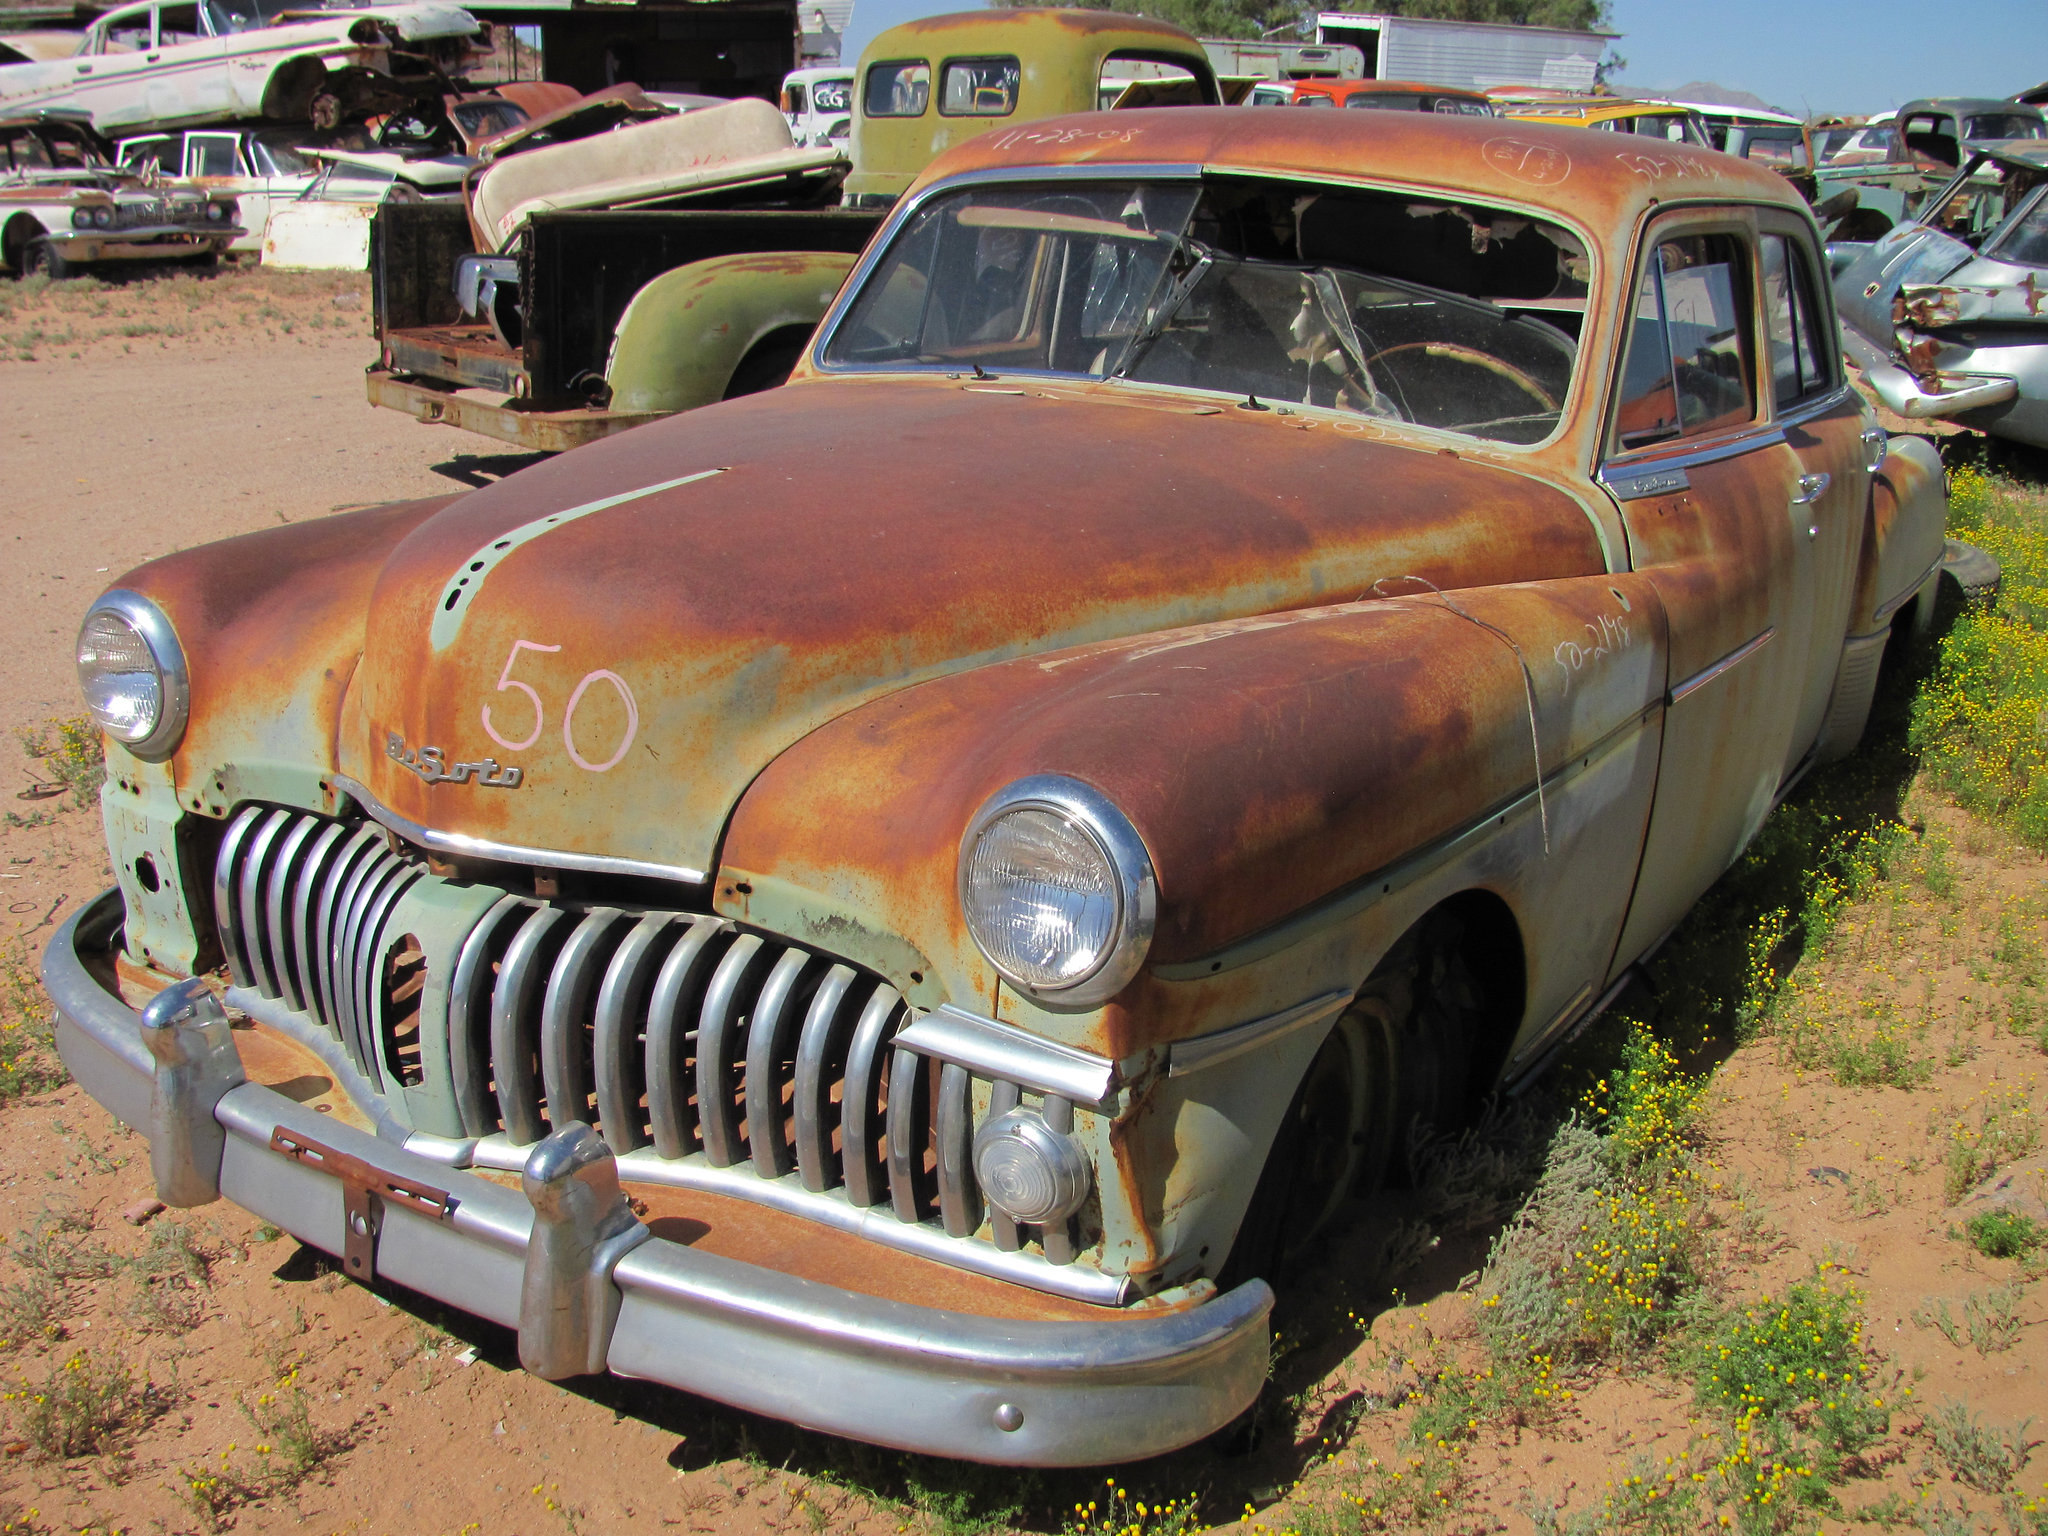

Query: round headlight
94,206,114,228
206,202,225,222
76,591,188,761
71,208,93,229
973,1106,1090,1225
958,775,1156,1007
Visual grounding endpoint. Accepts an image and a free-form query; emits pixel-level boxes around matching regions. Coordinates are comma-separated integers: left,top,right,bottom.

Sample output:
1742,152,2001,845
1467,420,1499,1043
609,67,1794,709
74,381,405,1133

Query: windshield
823,179,1586,444
1965,114,2043,141
1984,186,2048,266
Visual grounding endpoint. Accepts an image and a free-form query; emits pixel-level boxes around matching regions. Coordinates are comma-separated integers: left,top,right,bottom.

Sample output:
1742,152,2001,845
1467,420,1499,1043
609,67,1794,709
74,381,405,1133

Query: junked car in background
1893,97,2045,169
0,31,85,66
0,0,481,135
48,105,1948,1466
1498,95,1711,146
780,65,852,149
117,123,319,253
1287,77,1491,114
367,9,1223,451
262,143,468,267
2,108,238,275
1836,139,2048,449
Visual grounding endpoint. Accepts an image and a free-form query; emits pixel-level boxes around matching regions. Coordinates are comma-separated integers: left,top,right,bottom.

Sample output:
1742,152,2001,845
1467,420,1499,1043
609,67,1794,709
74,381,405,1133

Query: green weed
13,716,104,811
1927,1399,2030,1493
1962,1208,2044,1259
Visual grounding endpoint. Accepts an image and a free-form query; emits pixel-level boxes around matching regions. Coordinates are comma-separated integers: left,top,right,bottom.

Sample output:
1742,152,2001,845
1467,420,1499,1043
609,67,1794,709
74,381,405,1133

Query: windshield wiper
1110,237,1214,379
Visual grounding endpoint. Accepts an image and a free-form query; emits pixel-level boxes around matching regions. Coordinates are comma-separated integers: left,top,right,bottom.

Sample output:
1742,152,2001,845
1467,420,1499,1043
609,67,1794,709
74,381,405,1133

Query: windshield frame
810,163,1599,453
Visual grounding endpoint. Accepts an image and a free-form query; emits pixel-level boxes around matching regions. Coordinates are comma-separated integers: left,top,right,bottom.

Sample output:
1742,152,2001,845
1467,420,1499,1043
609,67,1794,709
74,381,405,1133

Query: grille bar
212,805,1089,1271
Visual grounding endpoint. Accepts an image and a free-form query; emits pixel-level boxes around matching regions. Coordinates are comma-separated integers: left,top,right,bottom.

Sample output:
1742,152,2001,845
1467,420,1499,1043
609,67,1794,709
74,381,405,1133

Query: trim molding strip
330,776,709,886
1668,626,1774,705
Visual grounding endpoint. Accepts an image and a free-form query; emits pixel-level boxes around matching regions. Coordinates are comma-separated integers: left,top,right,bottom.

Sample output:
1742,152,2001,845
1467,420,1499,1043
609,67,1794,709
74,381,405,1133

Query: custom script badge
386,732,523,788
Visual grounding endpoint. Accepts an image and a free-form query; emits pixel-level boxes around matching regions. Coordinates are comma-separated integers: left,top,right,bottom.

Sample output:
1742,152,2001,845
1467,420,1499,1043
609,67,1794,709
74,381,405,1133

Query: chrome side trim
1599,424,1787,495
331,775,708,887
1772,382,1857,430
894,1005,1118,1106
1166,988,1353,1078
1669,626,1775,705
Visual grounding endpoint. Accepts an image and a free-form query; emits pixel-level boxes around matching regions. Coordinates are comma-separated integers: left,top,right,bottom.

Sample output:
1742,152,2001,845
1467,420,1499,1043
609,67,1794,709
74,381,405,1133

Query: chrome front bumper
44,890,1271,1466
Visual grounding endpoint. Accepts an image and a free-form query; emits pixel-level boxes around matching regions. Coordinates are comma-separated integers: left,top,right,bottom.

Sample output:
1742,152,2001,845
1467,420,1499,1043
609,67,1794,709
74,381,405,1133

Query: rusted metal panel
315,377,1603,900
364,372,662,452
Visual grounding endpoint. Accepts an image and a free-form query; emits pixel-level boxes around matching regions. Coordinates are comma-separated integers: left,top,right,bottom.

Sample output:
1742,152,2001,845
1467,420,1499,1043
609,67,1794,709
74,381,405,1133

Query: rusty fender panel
113,498,462,806
907,108,1808,240
1896,272,2048,329
1868,434,1947,626
334,377,1603,882
721,571,1668,1059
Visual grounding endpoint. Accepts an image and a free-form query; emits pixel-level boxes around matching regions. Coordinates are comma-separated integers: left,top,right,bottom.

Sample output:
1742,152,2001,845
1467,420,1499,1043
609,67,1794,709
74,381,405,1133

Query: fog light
973,1107,1089,1225
94,206,113,228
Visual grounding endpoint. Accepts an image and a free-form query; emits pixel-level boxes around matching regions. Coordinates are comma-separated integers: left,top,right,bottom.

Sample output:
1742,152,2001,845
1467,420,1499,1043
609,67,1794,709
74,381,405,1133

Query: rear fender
1852,432,1947,634
605,252,856,415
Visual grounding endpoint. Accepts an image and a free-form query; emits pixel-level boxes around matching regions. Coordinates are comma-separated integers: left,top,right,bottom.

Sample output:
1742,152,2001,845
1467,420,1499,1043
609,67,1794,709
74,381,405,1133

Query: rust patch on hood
331,375,1605,880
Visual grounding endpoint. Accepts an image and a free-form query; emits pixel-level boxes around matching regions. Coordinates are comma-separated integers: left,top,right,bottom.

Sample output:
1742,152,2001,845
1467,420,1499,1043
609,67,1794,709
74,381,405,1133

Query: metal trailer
1312,11,1614,95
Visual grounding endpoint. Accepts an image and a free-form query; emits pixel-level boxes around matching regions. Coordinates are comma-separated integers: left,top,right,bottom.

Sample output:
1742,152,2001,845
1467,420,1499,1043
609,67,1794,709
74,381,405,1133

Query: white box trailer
1313,12,1614,93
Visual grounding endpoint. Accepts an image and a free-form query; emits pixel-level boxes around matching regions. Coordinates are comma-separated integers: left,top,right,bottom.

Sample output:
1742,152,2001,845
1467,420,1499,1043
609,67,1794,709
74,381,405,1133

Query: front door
1604,213,1815,967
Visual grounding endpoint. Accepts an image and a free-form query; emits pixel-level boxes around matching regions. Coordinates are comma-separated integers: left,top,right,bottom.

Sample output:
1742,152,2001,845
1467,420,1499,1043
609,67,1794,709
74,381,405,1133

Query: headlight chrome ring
958,774,1156,1010
77,589,189,762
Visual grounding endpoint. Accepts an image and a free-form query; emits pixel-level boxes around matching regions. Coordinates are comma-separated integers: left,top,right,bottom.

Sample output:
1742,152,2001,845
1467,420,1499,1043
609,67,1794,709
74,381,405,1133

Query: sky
840,0,2048,120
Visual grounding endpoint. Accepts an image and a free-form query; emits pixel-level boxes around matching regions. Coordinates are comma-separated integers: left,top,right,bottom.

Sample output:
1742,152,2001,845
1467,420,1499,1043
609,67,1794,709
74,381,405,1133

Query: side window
1612,232,1756,451
864,60,929,118
783,83,806,115
939,57,1018,117
1761,233,1833,408
186,134,240,178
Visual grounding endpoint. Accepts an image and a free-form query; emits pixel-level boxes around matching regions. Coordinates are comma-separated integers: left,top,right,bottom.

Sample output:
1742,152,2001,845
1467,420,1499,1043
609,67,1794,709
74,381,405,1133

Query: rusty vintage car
47,108,1946,1464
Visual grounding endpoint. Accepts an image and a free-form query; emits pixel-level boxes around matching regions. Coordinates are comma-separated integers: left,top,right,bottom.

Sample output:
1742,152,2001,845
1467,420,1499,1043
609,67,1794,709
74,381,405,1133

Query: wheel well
722,323,816,400
1366,890,1524,1104
3,214,43,275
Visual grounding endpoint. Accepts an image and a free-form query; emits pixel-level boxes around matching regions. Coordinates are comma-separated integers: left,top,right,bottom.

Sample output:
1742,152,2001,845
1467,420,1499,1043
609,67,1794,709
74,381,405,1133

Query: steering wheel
1358,341,1559,414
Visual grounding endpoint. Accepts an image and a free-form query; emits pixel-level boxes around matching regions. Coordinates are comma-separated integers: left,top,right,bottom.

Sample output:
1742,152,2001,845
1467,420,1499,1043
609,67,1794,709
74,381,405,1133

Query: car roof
911,105,1803,228
1297,78,1484,99
860,7,1207,66
1898,97,2045,119
1500,97,1691,122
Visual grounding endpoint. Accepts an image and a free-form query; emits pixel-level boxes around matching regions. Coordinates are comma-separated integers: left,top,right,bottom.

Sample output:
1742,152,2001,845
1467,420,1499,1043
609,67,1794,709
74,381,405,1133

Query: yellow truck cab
1498,95,1711,146
843,10,1220,206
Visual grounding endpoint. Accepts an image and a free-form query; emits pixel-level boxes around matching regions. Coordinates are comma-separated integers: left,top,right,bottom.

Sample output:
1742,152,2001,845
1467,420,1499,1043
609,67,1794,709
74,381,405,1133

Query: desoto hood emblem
386,733,523,788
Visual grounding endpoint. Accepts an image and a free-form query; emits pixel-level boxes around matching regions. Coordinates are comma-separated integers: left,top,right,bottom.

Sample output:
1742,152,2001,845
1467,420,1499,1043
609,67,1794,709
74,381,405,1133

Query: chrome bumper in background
42,890,1271,1466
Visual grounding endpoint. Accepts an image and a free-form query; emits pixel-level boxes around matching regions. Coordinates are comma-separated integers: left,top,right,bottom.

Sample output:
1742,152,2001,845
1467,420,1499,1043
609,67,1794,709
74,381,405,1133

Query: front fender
114,496,462,810
718,571,1668,1061
605,252,856,415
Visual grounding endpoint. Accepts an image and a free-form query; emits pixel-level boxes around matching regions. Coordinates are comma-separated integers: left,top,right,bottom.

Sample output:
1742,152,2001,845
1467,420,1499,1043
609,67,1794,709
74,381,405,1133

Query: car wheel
185,250,220,273
1219,909,1486,1286
722,327,812,399
25,238,78,280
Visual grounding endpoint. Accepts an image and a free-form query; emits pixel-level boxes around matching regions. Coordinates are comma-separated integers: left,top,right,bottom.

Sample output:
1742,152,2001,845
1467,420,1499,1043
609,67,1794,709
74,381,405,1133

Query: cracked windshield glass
823,178,1589,444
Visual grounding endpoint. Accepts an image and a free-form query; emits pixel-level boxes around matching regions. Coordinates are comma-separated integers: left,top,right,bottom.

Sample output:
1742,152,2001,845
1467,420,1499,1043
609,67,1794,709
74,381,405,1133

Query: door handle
75,62,92,73
1793,471,1831,539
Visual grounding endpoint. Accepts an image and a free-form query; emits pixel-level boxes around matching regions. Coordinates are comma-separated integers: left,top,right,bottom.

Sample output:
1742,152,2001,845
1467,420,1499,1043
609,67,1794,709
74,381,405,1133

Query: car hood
336,375,1608,882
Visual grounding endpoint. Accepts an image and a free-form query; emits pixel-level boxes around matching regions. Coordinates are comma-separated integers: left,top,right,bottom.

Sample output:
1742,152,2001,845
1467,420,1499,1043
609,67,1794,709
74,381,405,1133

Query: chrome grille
211,805,1082,1265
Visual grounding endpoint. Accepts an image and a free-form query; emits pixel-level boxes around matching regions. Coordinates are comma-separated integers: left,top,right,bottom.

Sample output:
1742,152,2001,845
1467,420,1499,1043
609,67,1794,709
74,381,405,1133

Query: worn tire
25,238,78,280
1219,907,1489,1286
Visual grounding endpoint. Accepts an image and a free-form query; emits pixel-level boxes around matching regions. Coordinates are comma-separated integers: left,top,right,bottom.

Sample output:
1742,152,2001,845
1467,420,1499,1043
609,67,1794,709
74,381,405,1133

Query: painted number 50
480,638,640,774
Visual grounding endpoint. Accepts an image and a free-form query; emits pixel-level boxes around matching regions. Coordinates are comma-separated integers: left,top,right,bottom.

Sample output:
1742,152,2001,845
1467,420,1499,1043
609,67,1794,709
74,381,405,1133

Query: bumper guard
43,890,1270,1465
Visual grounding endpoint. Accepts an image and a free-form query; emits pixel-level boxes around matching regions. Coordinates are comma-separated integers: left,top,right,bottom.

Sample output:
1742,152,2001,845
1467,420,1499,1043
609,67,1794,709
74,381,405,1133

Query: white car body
0,0,478,135
260,146,467,268
779,65,850,150
117,124,319,252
